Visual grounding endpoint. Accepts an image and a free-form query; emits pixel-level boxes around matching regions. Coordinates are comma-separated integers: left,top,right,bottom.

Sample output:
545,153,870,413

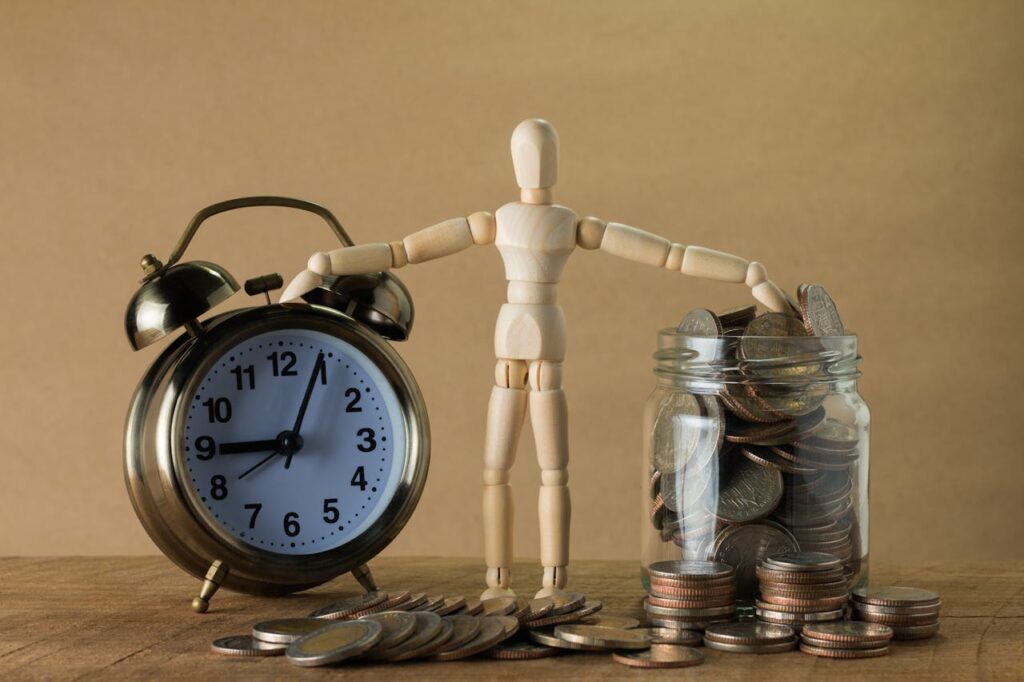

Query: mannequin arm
576,217,789,313
280,211,495,301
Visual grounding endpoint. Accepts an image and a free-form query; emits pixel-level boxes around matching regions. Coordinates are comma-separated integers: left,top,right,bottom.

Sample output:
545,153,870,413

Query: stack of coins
754,552,848,631
648,285,865,601
799,621,894,659
643,560,737,630
850,587,941,640
702,621,798,654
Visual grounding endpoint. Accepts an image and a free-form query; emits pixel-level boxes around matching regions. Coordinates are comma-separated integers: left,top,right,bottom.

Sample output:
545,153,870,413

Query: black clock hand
285,351,325,469
238,450,282,480
219,439,280,455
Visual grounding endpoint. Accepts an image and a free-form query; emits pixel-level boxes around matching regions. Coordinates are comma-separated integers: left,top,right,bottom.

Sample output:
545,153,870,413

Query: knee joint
495,360,528,389
528,362,563,391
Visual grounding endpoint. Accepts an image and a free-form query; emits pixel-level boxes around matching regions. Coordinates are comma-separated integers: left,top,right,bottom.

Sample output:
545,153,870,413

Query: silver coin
285,620,383,667
889,622,941,640
851,601,942,616
555,624,651,650
647,560,735,581
211,634,286,657
740,313,808,360
715,447,783,523
613,644,705,669
798,283,845,337
460,597,484,616
435,596,467,616
252,618,328,644
359,611,418,650
432,616,510,661
389,616,455,661
703,637,797,654
308,591,388,620
430,615,483,655
545,592,586,616
755,607,845,623
850,586,940,607
636,627,702,646
801,621,894,643
709,521,799,601
483,639,563,659
677,308,723,336
801,634,894,650
651,392,704,474
644,601,736,618
529,627,606,651
481,596,518,616
518,597,555,621
764,552,843,572
365,610,443,661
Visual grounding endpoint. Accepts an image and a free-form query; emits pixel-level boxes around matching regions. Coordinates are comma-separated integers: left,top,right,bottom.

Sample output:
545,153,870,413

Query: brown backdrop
1,1,1021,568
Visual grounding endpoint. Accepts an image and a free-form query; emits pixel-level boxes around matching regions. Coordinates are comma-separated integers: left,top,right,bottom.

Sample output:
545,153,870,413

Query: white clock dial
180,328,407,555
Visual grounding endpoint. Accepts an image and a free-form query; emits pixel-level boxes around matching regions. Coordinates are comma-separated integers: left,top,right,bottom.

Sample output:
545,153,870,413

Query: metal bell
302,271,414,341
125,259,238,350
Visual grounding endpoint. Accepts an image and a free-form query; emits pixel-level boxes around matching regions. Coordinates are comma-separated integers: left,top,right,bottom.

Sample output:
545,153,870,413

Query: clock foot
191,560,228,614
351,563,378,593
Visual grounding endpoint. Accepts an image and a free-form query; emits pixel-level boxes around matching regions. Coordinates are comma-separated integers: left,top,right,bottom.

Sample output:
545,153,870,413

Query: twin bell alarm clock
123,197,429,612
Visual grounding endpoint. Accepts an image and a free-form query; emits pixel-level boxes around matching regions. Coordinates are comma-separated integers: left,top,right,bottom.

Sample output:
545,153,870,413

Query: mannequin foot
534,585,571,599
481,585,517,600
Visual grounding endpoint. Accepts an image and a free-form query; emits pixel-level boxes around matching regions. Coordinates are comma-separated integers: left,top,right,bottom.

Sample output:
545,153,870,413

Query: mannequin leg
481,359,528,599
528,361,571,598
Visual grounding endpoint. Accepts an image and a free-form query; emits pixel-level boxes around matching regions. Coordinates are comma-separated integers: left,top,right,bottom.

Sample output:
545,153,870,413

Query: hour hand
219,439,280,455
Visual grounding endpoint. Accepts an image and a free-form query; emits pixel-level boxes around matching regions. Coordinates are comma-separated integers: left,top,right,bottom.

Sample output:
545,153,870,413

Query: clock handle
191,559,229,614
351,563,378,593
163,196,356,271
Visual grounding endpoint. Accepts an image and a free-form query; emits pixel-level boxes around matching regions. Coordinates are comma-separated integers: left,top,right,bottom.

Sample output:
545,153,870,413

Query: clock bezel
124,303,430,594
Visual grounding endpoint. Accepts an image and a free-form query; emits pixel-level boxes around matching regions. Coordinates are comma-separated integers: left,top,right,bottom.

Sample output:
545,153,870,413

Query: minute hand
284,352,324,469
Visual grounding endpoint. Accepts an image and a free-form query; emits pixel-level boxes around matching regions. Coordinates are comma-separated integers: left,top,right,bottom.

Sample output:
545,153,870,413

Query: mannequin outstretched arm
280,212,495,301
576,217,790,313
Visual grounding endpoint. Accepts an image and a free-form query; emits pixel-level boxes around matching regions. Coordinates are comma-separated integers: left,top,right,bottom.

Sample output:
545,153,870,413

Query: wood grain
0,557,1020,680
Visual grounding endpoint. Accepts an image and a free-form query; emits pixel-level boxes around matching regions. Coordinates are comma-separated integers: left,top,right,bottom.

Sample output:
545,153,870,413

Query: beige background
1,1,1021,569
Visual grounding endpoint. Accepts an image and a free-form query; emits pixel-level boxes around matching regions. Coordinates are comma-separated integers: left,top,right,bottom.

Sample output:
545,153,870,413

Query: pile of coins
643,560,737,630
799,621,894,659
850,587,942,640
755,552,848,631
703,622,797,654
648,284,865,600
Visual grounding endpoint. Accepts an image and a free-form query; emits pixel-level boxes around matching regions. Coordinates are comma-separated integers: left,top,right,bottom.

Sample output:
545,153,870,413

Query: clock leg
351,563,378,593
191,560,228,614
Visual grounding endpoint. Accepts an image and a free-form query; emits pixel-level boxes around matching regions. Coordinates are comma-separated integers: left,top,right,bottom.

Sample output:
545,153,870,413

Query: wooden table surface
1,557,1020,680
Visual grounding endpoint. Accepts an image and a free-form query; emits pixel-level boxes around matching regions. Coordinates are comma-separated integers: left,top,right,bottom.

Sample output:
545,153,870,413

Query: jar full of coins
641,302,869,605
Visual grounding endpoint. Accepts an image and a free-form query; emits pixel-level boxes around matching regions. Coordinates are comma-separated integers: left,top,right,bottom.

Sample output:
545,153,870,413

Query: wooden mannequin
281,119,789,599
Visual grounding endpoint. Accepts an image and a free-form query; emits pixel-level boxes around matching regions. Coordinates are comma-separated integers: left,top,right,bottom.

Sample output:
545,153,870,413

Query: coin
436,596,467,616
648,594,736,609
286,620,383,667
852,602,942,616
517,597,555,621
390,616,455,661
764,552,843,572
678,308,723,336
799,643,889,658
429,615,482,655
460,597,484,616
529,627,605,651
415,594,446,612
797,284,845,337
211,634,286,657
719,305,758,328
613,644,704,669
365,611,442,661
755,606,845,623
359,611,418,650
850,586,940,608
481,596,518,616
432,616,510,661
636,627,702,646
709,521,799,601
555,624,652,650
483,639,562,659
545,592,586,616
714,447,784,523
648,560,735,581
580,615,641,629
888,622,941,640
704,622,796,645
801,621,893,643
703,638,797,654
252,618,328,644
801,634,893,650
308,591,389,620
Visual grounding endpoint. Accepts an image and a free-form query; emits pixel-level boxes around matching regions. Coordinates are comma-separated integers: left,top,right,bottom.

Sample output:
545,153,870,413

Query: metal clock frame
124,303,430,596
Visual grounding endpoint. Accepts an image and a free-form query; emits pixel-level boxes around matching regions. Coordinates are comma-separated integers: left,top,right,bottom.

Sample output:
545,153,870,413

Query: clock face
179,327,407,555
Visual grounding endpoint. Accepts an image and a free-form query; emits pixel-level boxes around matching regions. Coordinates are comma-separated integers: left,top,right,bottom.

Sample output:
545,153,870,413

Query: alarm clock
123,197,429,612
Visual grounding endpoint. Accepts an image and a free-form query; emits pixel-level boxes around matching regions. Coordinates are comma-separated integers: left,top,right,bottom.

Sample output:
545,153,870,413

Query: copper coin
649,583,736,600
647,594,736,610
703,638,797,654
801,634,893,650
435,596,467,616
460,597,484,616
719,304,758,328
391,592,427,611
580,615,641,630
414,594,446,612
483,640,562,659
704,621,795,645
797,283,845,337
755,607,845,623
613,644,704,669
850,586,940,608
759,592,849,607
742,444,818,474
800,643,889,659
852,602,942,617
802,621,893,643
756,567,846,585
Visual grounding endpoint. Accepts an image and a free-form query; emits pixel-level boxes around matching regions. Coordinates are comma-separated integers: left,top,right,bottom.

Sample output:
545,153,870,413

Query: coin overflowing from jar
646,284,866,601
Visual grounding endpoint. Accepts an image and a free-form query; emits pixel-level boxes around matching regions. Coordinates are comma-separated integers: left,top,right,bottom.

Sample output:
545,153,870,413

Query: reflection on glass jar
642,328,869,603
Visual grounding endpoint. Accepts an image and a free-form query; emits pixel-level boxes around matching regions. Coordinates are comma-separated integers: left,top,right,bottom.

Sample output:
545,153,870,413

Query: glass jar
641,328,869,603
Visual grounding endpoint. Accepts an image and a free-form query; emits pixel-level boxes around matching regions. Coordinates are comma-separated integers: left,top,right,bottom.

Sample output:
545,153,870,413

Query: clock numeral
210,475,228,500
345,387,362,412
283,511,301,537
202,397,232,423
267,351,298,376
356,428,377,452
244,503,262,529
231,364,255,391
351,466,368,491
322,498,340,523
194,436,216,460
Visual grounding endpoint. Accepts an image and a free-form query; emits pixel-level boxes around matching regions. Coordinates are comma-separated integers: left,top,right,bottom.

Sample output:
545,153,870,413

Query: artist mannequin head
511,119,559,196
